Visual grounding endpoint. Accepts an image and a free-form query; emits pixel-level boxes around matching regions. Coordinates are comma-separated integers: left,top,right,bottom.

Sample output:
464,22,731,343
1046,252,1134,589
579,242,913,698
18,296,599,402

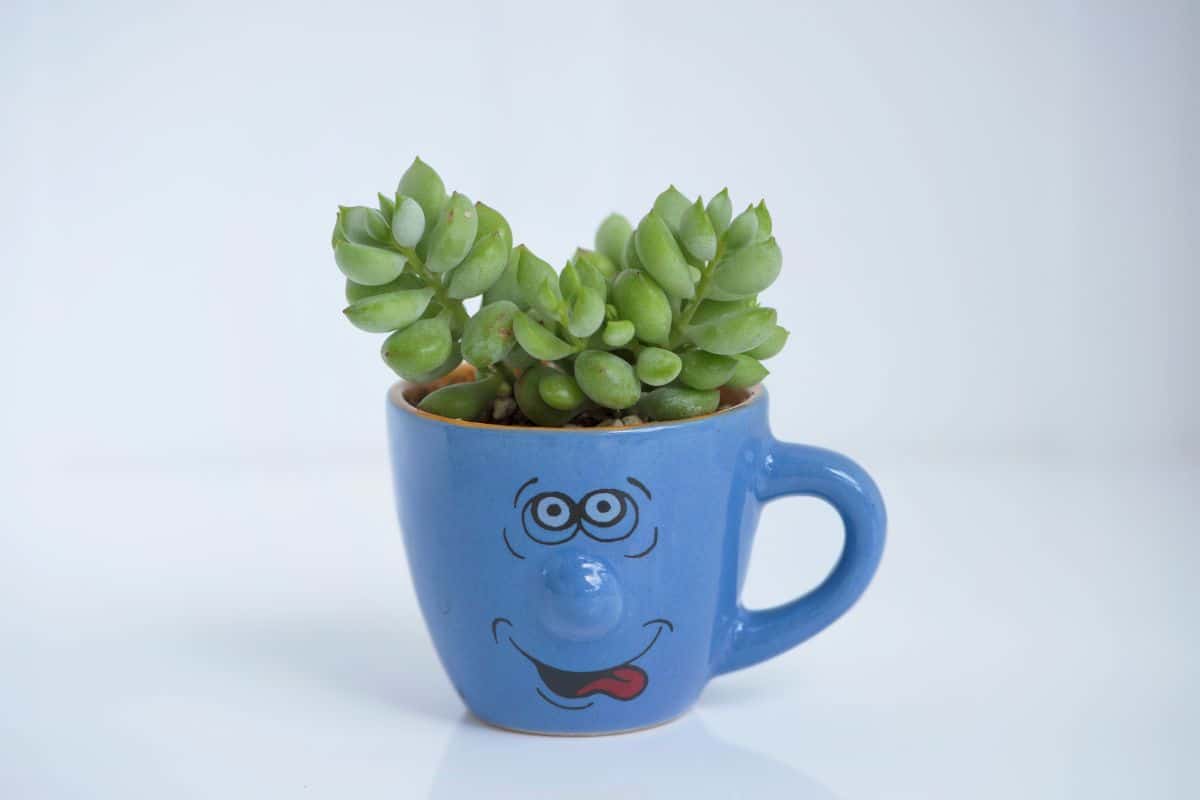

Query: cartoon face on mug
492,476,673,711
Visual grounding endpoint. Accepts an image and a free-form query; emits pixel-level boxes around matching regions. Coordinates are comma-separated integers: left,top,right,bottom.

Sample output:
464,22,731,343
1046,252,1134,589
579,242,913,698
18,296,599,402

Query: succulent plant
332,158,790,426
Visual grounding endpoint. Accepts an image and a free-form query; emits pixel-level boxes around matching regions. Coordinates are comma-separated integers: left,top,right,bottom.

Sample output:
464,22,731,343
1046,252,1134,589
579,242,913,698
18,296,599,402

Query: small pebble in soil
491,397,516,421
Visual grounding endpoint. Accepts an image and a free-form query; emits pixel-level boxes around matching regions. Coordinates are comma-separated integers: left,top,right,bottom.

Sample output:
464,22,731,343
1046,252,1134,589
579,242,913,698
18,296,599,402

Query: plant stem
396,246,469,329
670,242,724,346
493,360,518,385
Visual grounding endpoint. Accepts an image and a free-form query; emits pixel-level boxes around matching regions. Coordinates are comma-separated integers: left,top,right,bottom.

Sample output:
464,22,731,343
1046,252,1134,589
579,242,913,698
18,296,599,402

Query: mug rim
388,364,765,435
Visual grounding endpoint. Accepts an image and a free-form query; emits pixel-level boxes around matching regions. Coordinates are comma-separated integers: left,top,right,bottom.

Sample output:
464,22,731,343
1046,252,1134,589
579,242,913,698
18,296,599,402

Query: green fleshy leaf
635,347,682,387
624,234,643,272
461,300,519,368
534,279,562,318
334,242,406,286
397,157,446,233
706,189,732,237
332,215,347,249
404,340,462,384
575,248,618,282
601,320,636,348
634,212,695,299
377,192,396,221
567,285,606,338
381,317,452,379
652,185,691,234
688,307,778,355
516,246,560,313
344,273,424,304
723,206,758,250
563,253,609,301
595,213,633,270
446,231,509,299
343,287,435,333
503,344,537,371
559,260,583,301
424,192,478,272
338,206,391,245
574,350,641,410
678,198,717,262
687,298,757,327
637,386,720,421
611,269,672,346
678,350,738,390
418,372,502,420
390,195,426,248
481,246,522,306
747,325,789,360
538,371,586,411
753,200,772,242
515,365,577,426
475,202,513,252
725,355,769,389
709,238,782,299
513,311,575,360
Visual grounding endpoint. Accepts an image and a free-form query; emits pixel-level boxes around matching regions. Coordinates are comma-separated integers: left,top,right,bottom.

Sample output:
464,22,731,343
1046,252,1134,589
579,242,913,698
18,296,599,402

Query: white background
3,2,1197,798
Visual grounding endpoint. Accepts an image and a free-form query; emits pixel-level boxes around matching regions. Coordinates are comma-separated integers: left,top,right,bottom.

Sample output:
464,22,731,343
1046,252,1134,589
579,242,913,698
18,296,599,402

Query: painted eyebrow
513,477,539,507
626,476,652,500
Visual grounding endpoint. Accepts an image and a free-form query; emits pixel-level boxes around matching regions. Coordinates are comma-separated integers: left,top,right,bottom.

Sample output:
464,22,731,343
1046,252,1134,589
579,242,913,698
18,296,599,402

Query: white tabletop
4,455,1196,798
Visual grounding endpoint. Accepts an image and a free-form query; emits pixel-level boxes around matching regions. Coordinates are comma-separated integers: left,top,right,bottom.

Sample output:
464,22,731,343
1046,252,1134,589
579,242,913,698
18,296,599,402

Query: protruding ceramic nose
538,552,624,642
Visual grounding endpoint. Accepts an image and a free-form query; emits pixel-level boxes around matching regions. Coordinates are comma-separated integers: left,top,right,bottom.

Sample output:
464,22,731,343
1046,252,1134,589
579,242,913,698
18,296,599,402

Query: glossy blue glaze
386,385,886,734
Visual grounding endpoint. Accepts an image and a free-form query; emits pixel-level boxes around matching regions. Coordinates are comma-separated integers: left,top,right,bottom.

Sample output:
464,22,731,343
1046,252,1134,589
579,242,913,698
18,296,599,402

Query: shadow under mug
387,381,886,735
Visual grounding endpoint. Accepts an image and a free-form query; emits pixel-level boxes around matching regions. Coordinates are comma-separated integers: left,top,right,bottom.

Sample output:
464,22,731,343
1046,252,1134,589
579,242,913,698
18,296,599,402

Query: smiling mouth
494,618,673,709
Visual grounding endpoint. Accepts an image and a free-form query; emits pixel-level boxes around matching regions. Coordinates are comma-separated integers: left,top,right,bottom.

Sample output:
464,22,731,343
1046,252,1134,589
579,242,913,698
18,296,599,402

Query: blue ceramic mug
387,380,886,735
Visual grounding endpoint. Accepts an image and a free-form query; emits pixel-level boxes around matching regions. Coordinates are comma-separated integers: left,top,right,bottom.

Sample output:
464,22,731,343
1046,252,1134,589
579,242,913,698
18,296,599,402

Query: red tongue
575,666,647,700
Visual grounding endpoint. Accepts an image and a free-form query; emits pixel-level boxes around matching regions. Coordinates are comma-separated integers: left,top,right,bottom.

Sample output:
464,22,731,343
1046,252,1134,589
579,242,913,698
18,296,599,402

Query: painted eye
522,492,578,545
579,489,638,541
583,491,624,524
532,494,573,529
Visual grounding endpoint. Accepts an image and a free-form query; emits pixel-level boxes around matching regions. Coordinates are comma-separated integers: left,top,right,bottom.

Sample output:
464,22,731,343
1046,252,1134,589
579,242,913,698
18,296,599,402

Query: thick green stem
670,242,725,346
492,361,518,385
396,245,469,329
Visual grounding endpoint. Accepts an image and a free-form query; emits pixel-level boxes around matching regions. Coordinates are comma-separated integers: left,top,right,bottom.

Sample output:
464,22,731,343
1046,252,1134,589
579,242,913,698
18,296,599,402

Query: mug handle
713,441,887,675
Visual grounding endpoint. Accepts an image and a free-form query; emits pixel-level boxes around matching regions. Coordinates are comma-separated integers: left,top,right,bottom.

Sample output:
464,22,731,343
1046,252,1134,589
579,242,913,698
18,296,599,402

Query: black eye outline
578,488,639,542
531,494,575,530
521,491,579,545
582,491,623,525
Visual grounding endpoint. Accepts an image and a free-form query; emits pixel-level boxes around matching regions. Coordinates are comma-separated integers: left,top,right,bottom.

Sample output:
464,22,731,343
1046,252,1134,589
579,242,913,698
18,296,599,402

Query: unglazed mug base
470,705,695,738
